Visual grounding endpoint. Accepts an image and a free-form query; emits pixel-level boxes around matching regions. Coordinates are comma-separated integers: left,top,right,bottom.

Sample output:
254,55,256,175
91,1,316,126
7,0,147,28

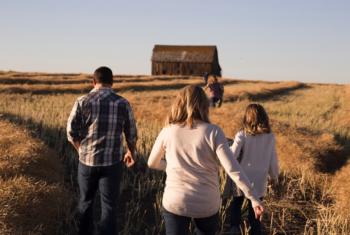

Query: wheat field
0,71,349,234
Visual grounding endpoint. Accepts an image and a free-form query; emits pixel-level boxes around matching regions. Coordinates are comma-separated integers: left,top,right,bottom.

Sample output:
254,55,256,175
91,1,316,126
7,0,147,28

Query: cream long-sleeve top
147,122,263,218
230,130,279,198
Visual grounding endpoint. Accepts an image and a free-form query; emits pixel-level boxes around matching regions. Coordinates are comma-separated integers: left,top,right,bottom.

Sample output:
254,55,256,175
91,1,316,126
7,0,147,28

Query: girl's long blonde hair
208,75,218,84
165,85,210,129
241,104,271,135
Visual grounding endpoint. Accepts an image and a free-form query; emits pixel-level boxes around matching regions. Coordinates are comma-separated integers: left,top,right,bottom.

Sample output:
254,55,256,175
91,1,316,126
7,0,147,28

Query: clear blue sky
0,0,349,84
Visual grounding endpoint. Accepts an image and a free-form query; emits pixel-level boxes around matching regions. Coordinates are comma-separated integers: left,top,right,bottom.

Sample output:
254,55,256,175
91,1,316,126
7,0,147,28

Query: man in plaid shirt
67,67,138,235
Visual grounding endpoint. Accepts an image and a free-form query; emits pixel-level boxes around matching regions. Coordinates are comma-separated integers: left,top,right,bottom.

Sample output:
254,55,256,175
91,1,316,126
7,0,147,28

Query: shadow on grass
223,83,308,102
1,112,168,234
0,116,76,234
272,121,350,175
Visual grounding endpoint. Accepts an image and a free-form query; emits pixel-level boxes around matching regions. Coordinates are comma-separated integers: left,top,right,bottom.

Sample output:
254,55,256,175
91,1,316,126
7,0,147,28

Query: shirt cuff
250,197,263,208
126,136,138,143
67,135,80,142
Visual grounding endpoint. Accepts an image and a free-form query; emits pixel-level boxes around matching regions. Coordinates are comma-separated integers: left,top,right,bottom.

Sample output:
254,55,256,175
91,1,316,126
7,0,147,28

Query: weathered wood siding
151,45,222,77
152,62,213,76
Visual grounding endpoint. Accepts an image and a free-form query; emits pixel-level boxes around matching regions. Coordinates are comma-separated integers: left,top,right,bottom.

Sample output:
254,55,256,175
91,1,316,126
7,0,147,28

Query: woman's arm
148,129,167,171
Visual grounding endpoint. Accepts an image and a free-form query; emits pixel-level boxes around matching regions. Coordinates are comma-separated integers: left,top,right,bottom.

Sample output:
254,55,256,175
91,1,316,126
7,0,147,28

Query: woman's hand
254,204,265,221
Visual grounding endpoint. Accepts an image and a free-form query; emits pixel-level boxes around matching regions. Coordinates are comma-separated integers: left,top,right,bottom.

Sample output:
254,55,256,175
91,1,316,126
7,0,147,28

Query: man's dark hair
94,67,113,84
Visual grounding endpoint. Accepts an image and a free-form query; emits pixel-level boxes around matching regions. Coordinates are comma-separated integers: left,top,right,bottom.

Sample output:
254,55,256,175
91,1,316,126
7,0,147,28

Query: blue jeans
162,206,219,235
210,97,219,107
230,196,263,235
78,161,123,235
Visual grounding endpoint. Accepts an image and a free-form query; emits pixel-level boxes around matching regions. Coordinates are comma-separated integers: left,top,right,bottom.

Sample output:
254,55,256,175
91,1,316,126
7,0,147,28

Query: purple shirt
209,83,221,98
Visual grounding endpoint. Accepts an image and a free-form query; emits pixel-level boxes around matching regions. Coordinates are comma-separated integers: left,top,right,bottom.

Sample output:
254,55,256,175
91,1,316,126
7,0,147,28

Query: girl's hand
254,205,265,221
270,179,277,189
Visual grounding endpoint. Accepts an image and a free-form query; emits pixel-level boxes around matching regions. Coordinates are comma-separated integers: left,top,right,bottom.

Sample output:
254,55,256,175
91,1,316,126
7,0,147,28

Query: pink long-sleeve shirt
148,122,262,218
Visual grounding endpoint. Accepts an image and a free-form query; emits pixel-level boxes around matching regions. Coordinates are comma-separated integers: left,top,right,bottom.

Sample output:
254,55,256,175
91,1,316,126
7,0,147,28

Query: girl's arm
203,84,209,90
148,129,167,171
215,128,263,209
220,84,224,91
268,134,279,180
230,131,244,159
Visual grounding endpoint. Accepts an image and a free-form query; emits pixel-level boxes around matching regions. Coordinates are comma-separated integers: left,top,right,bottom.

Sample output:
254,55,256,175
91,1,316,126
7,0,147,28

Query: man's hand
70,141,81,152
124,150,135,167
124,142,136,167
254,205,265,221
270,179,277,189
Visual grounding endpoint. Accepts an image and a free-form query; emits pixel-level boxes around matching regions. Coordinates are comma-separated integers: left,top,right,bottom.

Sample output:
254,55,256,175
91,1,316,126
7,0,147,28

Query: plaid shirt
67,87,138,166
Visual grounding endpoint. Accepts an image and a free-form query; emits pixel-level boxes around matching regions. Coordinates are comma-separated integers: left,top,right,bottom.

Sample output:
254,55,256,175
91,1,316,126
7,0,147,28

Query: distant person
203,71,209,84
218,84,224,108
67,66,138,235
203,74,224,107
148,85,264,235
226,104,279,235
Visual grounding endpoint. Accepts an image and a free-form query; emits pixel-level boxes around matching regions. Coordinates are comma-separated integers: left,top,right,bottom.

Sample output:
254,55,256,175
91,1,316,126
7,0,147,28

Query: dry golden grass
0,78,222,94
223,81,304,102
0,71,349,234
119,81,304,124
0,71,227,86
208,99,348,175
258,84,350,150
331,85,350,219
333,159,350,214
337,85,350,132
344,84,350,99
0,80,203,94
0,119,73,234
0,71,148,84
0,70,280,85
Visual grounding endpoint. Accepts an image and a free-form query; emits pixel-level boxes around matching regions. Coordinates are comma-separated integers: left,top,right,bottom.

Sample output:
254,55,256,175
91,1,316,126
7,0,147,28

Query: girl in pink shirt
204,75,224,107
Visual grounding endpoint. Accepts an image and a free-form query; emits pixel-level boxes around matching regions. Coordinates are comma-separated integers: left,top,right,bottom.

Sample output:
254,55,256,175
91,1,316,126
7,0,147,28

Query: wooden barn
151,45,222,77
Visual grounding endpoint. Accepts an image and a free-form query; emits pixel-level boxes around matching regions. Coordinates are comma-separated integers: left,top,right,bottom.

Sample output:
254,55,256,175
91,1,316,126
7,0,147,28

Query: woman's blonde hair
241,104,271,135
165,85,210,129
208,75,218,84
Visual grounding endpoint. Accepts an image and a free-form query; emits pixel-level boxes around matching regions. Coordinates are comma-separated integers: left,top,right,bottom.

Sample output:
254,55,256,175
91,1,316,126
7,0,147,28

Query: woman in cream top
148,85,264,235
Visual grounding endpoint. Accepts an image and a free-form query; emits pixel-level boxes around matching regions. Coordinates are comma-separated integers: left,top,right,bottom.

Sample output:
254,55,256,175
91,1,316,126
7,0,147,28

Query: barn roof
151,45,217,63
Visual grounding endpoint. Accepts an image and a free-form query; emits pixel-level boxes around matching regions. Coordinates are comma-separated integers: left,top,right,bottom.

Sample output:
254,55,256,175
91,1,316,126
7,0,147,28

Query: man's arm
70,141,81,152
124,142,136,167
67,100,82,152
123,102,138,167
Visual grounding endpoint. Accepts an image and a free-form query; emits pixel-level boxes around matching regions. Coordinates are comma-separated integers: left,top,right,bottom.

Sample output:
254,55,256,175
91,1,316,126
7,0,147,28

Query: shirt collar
90,87,114,93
